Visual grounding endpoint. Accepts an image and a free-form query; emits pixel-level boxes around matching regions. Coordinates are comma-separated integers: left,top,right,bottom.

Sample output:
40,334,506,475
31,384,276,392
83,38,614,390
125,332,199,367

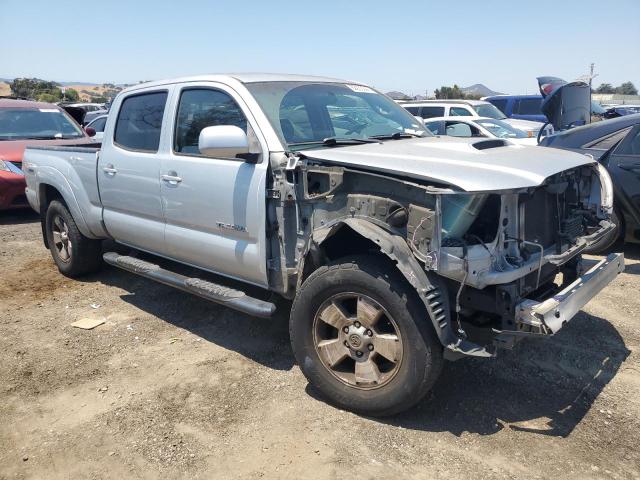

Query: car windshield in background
0,108,84,140
246,82,429,150
472,103,507,120
476,119,528,138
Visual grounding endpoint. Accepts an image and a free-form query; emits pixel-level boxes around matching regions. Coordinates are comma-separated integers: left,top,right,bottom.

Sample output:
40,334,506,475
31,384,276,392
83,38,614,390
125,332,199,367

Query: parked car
603,105,640,119
60,102,108,125
84,114,108,141
540,114,640,251
483,95,548,123
83,108,109,125
399,99,546,137
423,116,538,145
485,94,605,130
0,99,95,210
24,74,623,416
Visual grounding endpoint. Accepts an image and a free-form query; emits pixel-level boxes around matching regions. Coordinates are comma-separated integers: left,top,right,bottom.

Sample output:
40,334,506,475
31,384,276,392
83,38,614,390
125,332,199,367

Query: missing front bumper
515,252,624,334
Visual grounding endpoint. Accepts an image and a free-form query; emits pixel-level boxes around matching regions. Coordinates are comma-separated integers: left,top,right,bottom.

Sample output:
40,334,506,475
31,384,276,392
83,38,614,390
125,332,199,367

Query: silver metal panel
159,81,269,287
97,86,176,254
302,138,596,192
516,253,625,334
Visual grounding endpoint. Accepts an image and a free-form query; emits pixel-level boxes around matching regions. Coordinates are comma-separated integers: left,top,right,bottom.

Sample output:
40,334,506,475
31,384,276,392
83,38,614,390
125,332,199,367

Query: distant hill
385,90,412,100
460,84,504,97
0,81,11,97
0,79,123,102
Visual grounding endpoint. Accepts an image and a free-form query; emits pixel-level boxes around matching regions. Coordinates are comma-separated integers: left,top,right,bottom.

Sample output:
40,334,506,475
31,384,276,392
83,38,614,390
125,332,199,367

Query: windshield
472,103,506,120
0,108,84,140
476,119,529,138
245,82,429,150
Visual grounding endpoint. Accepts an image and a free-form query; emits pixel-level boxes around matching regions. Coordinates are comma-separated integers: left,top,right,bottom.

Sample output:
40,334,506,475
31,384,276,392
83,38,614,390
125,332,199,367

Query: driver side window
174,88,250,155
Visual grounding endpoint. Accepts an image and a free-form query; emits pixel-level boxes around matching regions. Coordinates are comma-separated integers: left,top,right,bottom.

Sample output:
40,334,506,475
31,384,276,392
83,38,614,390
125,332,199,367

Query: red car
0,99,96,210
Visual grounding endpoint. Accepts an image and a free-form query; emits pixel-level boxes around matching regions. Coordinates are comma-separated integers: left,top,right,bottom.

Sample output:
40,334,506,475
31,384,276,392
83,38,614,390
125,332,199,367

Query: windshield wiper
288,137,381,148
370,131,424,140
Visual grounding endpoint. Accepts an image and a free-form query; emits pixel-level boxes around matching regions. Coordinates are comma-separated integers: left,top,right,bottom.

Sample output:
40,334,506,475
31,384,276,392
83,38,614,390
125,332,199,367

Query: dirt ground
1,210,639,480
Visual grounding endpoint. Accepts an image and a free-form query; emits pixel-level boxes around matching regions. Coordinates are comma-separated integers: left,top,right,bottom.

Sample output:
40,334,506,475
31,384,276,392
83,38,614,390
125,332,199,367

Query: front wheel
290,255,443,416
45,200,102,277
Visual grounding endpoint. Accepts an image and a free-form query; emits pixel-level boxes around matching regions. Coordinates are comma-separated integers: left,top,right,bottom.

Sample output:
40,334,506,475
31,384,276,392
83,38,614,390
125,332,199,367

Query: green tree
10,78,61,99
614,82,638,96
63,88,80,102
434,84,479,100
36,92,62,103
595,83,615,94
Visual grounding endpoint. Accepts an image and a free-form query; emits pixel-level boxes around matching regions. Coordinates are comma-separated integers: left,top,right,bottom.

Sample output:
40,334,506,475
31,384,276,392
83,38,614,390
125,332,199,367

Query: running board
103,252,276,318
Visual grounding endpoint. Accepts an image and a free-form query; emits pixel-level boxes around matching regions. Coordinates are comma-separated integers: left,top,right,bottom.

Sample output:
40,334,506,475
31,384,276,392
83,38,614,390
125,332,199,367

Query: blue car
484,95,547,123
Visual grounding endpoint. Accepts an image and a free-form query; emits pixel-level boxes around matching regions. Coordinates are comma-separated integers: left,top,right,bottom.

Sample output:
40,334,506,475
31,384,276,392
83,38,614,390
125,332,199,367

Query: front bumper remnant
515,253,624,334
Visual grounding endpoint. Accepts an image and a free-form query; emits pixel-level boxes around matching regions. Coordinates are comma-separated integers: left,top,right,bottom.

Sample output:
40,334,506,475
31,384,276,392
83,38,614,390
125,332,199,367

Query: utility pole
589,63,596,88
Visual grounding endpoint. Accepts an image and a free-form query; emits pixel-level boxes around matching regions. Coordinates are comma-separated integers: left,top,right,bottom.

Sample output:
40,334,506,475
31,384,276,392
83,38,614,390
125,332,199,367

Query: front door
160,84,269,287
607,125,640,232
98,90,171,254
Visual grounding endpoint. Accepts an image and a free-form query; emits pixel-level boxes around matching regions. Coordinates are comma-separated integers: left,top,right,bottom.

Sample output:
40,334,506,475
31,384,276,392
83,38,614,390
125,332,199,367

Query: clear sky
2,0,639,95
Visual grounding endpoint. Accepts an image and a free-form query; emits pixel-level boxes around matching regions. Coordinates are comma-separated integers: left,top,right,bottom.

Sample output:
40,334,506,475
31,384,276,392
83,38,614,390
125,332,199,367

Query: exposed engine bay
266,151,618,356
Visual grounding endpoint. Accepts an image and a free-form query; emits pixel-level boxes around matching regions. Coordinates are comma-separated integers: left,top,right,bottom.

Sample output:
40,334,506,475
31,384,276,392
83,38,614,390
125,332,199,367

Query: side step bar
103,252,276,318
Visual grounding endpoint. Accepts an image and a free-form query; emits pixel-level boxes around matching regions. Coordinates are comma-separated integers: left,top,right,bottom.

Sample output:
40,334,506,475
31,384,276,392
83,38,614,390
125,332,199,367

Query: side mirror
198,125,249,159
85,126,96,137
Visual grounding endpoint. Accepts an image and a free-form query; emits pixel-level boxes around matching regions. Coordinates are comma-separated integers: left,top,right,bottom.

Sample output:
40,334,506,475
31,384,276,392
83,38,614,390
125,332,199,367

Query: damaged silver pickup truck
23,74,624,416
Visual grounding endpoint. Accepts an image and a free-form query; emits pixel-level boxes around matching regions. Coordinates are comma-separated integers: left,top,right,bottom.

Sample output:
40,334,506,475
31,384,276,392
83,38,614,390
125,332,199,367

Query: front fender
313,218,492,358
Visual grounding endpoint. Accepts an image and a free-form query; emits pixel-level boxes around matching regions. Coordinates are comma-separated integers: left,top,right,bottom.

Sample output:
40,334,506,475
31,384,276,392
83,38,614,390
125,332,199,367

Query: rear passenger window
515,98,542,115
488,98,508,114
585,127,632,151
174,89,247,155
114,91,167,152
419,106,445,119
449,107,472,116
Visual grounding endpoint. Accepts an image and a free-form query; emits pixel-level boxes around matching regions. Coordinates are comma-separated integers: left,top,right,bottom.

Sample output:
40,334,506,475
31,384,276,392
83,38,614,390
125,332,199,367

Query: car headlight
596,162,614,214
0,159,9,172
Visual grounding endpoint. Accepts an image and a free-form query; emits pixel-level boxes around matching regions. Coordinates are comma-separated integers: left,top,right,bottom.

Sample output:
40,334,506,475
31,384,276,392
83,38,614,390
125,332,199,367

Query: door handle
161,173,182,184
102,164,117,175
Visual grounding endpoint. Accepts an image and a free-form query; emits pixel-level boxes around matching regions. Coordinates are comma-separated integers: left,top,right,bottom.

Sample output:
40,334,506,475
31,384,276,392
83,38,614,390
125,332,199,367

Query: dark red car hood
0,137,96,164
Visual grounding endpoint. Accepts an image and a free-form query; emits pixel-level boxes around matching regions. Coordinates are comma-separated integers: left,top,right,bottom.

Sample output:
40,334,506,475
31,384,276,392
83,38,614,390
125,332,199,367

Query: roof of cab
119,73,356,94
398,99,489,106
0,98,63,110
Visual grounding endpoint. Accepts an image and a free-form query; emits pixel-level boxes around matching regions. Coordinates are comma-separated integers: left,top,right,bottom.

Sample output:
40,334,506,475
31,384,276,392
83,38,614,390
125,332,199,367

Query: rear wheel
45,200,102,277
290,255,443,416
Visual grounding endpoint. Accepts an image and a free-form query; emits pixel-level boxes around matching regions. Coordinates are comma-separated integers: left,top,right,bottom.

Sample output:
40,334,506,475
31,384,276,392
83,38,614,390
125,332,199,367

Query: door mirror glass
198,125,249,159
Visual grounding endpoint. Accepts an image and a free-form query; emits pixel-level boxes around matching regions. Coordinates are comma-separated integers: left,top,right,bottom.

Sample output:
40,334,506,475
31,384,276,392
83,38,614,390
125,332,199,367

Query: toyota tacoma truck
23,74,624,416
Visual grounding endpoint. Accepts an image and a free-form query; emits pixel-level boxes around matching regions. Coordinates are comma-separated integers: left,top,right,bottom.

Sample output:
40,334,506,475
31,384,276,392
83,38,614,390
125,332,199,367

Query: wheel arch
302,218,486,355
38,180,93,243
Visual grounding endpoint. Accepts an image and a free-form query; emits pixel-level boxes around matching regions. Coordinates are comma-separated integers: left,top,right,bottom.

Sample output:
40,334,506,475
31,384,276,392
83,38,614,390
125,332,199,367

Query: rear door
159,82,269,287
98,89,170,254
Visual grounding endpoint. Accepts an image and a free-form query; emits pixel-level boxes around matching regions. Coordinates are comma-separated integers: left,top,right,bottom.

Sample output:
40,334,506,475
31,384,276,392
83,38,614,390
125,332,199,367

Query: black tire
290,255,443,417
584,208,623,255
45,200,102,277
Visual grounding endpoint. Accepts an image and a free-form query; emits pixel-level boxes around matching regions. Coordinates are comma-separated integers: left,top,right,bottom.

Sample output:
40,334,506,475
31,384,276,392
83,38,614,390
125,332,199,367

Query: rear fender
37,166,96,239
